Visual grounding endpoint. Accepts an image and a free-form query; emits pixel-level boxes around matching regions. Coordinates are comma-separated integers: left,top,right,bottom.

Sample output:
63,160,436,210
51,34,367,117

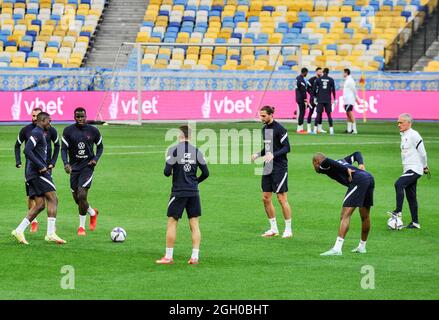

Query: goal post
96,42,302,125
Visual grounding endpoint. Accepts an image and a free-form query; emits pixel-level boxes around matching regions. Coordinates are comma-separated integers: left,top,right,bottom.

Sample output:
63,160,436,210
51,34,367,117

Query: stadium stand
0,0,106,68
133,0,437,71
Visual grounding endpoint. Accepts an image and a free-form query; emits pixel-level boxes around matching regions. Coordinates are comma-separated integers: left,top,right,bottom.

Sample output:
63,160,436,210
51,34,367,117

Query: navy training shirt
61,124,104,171
313,74,336,103
24,126,49,181
295,74,308,103
164,141,209,197
15,123,59,167
259,120,290,173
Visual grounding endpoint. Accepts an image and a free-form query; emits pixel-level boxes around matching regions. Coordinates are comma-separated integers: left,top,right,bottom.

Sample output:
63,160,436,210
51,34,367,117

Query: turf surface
0,121,438,299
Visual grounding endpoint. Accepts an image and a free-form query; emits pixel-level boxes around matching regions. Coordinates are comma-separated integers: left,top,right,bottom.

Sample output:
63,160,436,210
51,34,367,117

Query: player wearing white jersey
342,69,360,134
388,114,429,229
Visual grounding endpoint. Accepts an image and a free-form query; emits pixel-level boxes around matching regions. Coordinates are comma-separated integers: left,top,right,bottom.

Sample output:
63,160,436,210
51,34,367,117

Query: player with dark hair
14,108,60,233
252,106,293,238
61,107,104,236
306,67,322,133
312,151,374,255
295,67,308,134
313,68,336,134
343,68,360,134
11,112,66,245
157,125,209,265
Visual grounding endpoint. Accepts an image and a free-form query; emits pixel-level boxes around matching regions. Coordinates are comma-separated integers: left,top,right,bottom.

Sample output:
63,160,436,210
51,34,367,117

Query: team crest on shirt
78,142,85,149
183,164,192,172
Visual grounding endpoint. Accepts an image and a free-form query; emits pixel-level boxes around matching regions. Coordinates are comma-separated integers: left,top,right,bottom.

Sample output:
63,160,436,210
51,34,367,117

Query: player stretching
14,108,60,232
11,112,66,245
157,125,209,265
312,151,374,255
252,106,293,239
61,107,104,236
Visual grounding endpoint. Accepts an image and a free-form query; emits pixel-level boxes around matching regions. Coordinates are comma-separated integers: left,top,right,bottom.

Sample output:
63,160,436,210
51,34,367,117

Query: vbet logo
108,92,159,119
11,93,65,120
201,92,254,119
336,95,379,114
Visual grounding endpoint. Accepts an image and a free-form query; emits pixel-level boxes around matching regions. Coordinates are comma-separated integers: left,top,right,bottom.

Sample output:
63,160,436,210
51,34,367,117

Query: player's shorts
344,104,354,112
167,195,201,220
343,172,375,208
27,173,56,199
309,98,317,109
317,102,332,114
25,181,30,197
70,166,94,191
261,171,288,193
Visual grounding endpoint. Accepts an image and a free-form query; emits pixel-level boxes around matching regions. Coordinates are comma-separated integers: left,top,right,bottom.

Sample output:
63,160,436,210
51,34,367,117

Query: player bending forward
312,151,373,255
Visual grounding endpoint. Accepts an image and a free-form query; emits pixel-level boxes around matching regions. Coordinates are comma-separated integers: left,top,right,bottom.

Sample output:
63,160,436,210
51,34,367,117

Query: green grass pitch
0,121,438,299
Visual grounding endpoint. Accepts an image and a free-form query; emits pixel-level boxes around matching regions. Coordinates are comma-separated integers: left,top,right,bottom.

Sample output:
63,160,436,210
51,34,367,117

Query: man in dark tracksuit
313,68,336,134
157,125,209,265
295,67,308,134
14,107,60,233
306,67,322,133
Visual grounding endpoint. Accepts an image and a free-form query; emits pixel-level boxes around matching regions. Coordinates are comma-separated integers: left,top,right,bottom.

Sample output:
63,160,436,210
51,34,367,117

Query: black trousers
296,101,306,126
395,170,421,223
307,99,317,124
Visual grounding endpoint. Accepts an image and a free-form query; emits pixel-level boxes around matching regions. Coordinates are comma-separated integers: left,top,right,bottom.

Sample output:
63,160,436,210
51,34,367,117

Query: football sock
47,217,56,236
165,248,173,259
352,122,357,132
347,122,352,132
297,125,303,132
16,218,30,233
79,215,86,228
358,240,366,250
333,236,344,252
285,219,292,232
87,207,96,217
269,218,278,232
329,127,334,134
307,123,312,132
191,249,199,260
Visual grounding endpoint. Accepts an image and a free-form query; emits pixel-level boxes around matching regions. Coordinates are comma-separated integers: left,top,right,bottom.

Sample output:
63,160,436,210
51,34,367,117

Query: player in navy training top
156,125,209,265
11,112,66,245
61,107,104,236
306,67,322,133
312,68,336,134
251,106,293,239
14,107,60,233
295,67,308,134
313,151,374,256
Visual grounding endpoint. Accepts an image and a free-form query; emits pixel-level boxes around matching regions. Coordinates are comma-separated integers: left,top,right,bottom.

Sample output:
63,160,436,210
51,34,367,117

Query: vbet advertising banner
1,90,438,121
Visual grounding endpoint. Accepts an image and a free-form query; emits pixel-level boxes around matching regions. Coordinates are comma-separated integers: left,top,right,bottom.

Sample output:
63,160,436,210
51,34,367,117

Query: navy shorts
344,104,354,112
343,173,375,208
27,173,56,199
261,171,288,193
25,181,30,197
167,196,201,220
70,166,94,191
317,102,332,114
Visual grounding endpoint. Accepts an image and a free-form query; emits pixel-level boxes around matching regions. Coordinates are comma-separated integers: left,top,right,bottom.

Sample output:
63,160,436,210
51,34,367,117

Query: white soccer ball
387,217,403,230
110,227,127,242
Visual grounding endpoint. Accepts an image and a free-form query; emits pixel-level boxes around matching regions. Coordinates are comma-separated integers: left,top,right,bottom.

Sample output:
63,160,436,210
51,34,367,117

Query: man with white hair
387,113,429,229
